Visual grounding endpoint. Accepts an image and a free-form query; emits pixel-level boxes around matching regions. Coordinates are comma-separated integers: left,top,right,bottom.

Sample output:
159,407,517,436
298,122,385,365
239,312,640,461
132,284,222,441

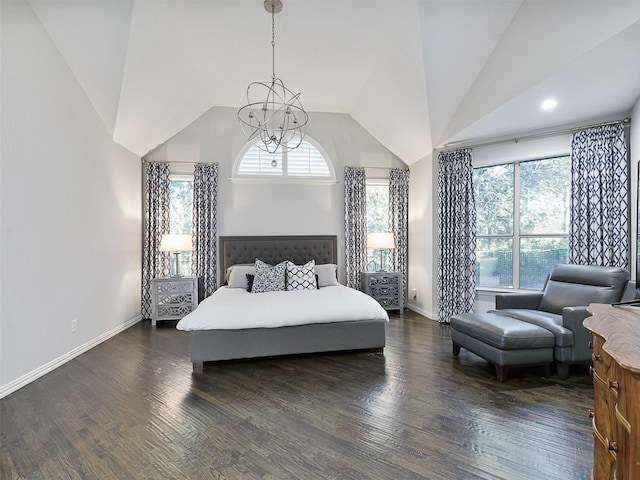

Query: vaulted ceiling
29,0,640,165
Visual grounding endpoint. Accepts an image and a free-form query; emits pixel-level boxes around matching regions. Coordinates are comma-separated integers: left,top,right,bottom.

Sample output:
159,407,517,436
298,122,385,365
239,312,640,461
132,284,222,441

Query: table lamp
367,232,395,272
159,234,193,276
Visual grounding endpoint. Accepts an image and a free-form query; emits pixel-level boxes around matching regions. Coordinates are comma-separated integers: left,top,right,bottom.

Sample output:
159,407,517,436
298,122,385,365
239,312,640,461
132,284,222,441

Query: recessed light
541,99,557,110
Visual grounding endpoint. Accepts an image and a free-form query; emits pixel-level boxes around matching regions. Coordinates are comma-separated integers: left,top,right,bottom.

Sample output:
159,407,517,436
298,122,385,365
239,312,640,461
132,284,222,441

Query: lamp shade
159,234,193,252
367,232,395,249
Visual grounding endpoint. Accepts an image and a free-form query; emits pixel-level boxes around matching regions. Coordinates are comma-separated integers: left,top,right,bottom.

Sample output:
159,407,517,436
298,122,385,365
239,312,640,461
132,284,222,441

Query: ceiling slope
26,0,640,164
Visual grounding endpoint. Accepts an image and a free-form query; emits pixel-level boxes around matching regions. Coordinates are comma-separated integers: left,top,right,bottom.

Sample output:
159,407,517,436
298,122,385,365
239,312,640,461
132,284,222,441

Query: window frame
232,134,337,184
474,154,571,291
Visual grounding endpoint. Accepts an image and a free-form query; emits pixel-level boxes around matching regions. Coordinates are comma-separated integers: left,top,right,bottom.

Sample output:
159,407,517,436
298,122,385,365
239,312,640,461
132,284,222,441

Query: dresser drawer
592,370,617,440
591,334,615,380
592,416,617,480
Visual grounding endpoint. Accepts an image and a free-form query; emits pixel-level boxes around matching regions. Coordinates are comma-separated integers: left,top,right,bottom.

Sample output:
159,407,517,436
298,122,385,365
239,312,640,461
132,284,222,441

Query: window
169,176,193,275
234,135,335,181
474,155,571,290
366,180,390,271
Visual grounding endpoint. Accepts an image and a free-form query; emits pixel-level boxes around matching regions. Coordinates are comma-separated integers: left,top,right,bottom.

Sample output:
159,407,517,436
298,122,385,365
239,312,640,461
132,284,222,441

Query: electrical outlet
71,319,78,333
411,288,417,300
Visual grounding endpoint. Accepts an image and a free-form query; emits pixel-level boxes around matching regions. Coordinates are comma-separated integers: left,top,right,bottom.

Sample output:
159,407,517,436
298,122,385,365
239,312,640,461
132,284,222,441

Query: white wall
0,2,141,397
407,152,437,319
145,108,405,282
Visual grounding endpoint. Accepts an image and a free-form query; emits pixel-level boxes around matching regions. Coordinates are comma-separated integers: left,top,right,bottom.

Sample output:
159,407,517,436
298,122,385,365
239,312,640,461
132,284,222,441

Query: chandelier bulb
271,159,278,168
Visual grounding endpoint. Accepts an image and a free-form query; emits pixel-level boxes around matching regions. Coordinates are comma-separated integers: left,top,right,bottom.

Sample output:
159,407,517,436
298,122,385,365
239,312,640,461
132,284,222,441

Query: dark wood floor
1,311,594,480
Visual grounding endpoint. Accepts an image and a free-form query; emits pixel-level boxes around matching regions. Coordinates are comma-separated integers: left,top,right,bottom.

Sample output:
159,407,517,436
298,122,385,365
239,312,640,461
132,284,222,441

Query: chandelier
238,0,308,154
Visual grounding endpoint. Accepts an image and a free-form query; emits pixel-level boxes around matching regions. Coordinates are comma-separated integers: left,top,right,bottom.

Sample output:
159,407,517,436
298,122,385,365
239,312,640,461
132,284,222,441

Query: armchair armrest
495,292,543,310
562,306,592,362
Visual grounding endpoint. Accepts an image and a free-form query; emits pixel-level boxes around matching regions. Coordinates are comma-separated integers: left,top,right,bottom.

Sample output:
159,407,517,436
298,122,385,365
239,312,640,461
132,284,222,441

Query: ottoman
450,312,555,382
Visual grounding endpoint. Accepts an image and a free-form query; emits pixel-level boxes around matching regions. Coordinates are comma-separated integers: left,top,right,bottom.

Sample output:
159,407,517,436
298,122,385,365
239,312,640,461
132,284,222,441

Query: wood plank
0,312,594,479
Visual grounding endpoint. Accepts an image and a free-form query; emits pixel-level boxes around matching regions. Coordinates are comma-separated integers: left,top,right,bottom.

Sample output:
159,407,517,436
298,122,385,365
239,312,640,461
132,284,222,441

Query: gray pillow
315,263,340,287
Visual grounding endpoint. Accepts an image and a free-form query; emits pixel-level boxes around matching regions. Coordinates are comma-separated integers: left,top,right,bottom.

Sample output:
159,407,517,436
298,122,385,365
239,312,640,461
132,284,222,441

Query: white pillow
252,259,287,293
226,265,256,289
286,260,317,290
315,263,339,287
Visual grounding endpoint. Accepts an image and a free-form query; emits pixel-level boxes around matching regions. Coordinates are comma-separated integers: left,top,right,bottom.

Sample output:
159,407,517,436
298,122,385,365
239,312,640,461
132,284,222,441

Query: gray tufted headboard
219,235,338,279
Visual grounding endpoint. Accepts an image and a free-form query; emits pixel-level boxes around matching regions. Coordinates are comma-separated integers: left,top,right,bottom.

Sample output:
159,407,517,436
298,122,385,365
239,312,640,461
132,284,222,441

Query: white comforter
176,285,389,331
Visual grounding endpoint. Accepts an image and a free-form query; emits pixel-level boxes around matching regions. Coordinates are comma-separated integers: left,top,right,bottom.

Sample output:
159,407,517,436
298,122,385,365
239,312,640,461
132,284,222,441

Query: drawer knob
607,379,619,390
588,409,595,419
592,353,602,362
608,440,618,452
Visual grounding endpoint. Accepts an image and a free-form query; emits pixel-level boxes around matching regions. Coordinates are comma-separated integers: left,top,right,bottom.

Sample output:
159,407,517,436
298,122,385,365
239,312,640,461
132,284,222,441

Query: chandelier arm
238,0,307,154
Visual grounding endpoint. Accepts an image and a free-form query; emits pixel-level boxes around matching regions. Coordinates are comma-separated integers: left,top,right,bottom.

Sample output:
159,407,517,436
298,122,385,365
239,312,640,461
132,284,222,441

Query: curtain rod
441,117,631,152
141,159,216,165
362,166,408,170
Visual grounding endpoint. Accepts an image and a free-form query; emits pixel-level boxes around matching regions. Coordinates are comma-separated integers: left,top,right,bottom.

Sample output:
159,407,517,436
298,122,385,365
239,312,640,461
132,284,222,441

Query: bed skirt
189,318,386,370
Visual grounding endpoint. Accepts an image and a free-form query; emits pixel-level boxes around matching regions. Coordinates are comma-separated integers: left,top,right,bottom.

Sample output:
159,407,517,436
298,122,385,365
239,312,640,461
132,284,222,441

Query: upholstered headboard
219,235,338,279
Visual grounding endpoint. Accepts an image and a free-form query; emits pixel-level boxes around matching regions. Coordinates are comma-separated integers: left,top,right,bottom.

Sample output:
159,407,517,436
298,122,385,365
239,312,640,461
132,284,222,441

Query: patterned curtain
142,162,171,319
569,123,628,267
192,163,219,298
344,167,368,290
389,168,410,304
437,149,476,323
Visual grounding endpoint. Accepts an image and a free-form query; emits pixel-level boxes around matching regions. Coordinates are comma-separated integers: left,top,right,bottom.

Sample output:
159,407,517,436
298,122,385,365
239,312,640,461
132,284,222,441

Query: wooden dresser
584,303,640,480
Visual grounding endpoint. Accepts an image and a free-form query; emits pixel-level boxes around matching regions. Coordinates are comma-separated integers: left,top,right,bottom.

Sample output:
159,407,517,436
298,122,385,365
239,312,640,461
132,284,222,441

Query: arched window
233,135,336,183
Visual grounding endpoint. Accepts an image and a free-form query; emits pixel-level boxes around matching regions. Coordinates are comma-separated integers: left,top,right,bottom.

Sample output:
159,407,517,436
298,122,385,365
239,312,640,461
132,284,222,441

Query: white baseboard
404,303,438,320
0,314,142,399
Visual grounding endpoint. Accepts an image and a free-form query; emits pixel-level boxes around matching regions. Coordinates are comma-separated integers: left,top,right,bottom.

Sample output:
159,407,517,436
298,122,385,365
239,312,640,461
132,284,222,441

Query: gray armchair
492,264,630,379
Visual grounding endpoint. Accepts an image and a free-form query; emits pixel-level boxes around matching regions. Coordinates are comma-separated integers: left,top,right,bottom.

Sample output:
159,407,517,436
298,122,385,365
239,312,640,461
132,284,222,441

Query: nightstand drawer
151,276,200,325
360,271,403,311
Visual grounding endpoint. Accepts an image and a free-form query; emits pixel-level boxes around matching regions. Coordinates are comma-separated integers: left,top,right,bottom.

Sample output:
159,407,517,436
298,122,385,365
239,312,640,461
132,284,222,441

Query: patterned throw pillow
252,259,286,293
286,260,317,290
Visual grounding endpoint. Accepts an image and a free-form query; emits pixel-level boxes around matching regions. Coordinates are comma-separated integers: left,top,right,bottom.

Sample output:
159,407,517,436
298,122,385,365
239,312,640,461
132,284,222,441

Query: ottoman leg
452,342,461,356
496,365,508,383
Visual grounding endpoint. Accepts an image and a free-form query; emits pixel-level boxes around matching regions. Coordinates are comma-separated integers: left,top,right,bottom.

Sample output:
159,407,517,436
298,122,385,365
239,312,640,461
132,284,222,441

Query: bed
176,235,388,371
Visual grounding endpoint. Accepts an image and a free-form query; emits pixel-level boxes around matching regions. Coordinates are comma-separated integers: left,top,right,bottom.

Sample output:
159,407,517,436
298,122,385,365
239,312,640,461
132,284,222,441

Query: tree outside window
169,179,193,276
366,182,390,271
474,156,570,289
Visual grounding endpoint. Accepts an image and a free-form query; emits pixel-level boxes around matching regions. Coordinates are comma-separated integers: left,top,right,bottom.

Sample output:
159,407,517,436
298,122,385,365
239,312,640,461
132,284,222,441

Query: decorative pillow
227,265,256,289
246,274,255,292
252,259,286,293
315,263,340,287
286,260,317,290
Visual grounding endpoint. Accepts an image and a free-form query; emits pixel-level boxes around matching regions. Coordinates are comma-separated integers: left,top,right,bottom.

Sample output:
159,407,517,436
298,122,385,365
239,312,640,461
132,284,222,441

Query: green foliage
474,156,571,289
170,180,193,234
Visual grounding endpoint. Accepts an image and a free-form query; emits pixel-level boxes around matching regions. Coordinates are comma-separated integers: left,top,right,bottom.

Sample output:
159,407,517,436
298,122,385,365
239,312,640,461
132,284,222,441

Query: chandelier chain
271,5,276,80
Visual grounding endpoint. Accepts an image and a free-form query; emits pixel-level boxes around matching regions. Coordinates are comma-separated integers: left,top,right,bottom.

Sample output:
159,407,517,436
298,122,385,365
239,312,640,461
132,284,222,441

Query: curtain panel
437,149,476,323
192,163,219,298
389,168,410,304
569,123,628,268
141,162,171,319
344,167,368,290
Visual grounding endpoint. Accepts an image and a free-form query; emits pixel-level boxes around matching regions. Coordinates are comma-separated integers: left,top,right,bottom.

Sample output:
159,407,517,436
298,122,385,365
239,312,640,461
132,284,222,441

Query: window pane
366,184,390,271
520,237,569,289
169,180,193,234
475,164,514,235
520,156,571,234
169,180,193,275
287,141,331,177
476,237,513,288
237,145,282,176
